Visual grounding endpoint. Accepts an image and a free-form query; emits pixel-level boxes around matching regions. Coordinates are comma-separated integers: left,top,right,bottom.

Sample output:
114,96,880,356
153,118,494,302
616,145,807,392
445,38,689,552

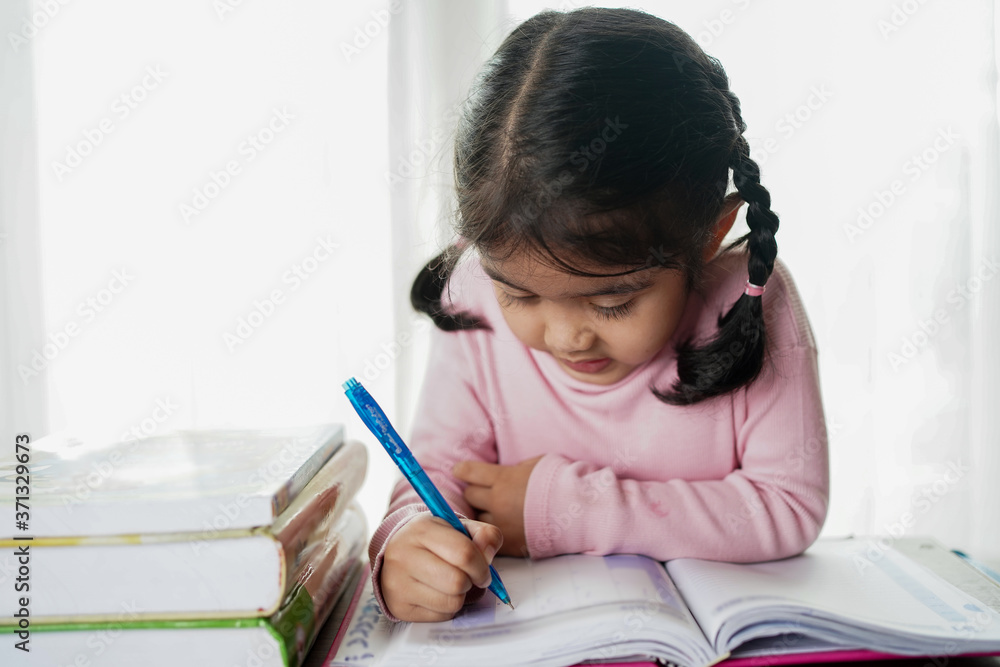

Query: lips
560,357,612,373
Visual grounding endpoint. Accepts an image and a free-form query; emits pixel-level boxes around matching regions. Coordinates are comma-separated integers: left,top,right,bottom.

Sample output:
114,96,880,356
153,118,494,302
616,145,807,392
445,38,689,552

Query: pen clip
343,378,407,458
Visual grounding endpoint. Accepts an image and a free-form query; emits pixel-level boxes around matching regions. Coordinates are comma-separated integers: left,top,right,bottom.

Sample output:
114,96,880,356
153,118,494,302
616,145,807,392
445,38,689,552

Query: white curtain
0,0,398,534
0,0,48,453
386,0,511,434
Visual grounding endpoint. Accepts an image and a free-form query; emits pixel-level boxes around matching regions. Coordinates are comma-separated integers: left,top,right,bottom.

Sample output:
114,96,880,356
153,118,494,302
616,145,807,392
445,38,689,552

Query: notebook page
395,555,715,667
427,554,691,631
666,540,1000,652
328,554,714,667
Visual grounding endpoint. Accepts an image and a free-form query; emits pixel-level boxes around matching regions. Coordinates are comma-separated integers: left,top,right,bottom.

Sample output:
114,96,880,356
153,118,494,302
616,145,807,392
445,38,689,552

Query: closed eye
593,299,635,321
498,288,637,321
496,290,536,308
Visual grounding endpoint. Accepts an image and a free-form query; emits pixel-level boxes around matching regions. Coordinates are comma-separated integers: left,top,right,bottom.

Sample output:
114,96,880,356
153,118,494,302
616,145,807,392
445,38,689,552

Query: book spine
272,425,345,517
273,439,367,587
269,505,367,667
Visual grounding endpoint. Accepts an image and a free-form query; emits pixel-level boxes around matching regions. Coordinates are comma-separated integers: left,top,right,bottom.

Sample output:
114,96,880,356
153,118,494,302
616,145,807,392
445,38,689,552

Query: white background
1,0,998,563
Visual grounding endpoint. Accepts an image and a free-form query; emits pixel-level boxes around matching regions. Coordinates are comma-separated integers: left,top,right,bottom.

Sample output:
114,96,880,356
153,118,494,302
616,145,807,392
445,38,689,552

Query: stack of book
0,423,368,667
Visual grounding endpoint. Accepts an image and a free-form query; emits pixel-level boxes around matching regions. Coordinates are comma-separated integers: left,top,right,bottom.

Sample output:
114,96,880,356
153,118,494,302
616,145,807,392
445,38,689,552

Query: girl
370,7,829,623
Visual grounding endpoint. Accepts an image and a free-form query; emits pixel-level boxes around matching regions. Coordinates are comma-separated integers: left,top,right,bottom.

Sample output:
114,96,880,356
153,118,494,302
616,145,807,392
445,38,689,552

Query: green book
1,504,366,666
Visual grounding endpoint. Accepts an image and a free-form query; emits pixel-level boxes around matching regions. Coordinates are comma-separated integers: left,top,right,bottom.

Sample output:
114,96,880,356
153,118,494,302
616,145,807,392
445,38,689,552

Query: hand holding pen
381,513,506,622
343,378,514,623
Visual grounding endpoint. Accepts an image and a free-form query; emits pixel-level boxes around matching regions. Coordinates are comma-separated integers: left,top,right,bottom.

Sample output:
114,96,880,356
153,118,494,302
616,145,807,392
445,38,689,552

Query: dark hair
411,7,780,405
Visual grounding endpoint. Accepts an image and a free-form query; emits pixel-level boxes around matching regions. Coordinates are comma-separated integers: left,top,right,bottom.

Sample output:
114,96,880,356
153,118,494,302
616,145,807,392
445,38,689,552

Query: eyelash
594,300,635,321
497,292,636,321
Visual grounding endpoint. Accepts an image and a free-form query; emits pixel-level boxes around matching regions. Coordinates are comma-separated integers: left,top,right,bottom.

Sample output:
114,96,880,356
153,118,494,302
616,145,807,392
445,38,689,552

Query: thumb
463,519,503,563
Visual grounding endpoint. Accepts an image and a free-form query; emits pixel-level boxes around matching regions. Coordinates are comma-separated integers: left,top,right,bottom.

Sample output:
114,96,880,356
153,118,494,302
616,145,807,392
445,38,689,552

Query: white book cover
0,437,367,623
2,423,343,538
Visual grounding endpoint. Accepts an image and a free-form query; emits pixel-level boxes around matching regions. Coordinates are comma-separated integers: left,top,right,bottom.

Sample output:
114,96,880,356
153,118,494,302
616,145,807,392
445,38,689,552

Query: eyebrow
481,264,655,298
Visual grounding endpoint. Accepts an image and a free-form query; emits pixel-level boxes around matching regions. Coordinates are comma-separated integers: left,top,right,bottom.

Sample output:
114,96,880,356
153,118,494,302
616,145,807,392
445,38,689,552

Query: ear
703,194,742,262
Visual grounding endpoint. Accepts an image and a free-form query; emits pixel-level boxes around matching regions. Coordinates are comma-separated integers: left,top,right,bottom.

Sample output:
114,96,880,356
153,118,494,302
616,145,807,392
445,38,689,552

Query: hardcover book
0,425,361,623
4,423,344,537
1,504,368,667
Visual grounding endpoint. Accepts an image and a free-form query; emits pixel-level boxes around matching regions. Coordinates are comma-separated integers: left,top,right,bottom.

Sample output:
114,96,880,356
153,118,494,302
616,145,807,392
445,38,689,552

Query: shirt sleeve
367,321,497,620
523,343,830,563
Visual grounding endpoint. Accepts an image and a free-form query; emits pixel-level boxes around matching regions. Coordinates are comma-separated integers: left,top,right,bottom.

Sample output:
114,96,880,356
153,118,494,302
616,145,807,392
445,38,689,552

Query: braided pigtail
655,62,780,406
410,243,489,332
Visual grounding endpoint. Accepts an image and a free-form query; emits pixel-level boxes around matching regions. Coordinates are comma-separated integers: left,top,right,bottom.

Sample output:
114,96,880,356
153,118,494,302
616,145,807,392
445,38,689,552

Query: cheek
603,324,663,364
607,299,684,363
500,309,544,349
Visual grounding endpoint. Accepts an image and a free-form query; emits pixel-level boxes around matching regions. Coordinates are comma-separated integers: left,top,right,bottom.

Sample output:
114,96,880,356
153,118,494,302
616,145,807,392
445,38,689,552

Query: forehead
479,252,656,298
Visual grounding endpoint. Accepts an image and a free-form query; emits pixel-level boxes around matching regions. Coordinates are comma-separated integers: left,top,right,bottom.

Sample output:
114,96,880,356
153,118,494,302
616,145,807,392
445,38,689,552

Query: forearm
525,451,829,562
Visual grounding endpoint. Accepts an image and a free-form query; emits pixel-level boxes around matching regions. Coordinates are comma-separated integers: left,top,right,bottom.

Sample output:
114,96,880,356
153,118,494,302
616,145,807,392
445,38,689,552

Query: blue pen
342,377,515,610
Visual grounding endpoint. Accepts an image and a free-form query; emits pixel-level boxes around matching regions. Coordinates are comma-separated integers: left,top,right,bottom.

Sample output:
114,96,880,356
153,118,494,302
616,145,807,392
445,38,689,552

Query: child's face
481,252,689,385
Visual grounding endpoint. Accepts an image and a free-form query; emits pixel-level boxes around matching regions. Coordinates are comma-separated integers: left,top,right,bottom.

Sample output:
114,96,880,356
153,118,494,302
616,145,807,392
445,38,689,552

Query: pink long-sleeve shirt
369,248,829,620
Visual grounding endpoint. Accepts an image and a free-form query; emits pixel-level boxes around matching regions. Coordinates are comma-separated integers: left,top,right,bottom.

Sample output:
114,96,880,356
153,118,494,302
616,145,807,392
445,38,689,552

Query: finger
462,483,492,510
416,519,493,588
452,460,499,486
386,586,463,623
398,605,457,623
405,545,475,595
404,578,468,616
464,518,503,565
381,563,460,622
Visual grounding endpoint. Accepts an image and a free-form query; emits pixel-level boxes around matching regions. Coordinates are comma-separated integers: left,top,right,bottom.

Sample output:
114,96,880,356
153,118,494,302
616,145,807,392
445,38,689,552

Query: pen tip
506,601,515,611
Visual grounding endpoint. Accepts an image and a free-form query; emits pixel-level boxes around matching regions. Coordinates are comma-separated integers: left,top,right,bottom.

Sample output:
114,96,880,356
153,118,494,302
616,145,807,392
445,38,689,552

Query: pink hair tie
744,280,766,297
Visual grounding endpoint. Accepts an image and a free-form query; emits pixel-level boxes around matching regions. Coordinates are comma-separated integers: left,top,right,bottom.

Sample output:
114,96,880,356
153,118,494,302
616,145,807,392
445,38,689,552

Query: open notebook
323,537,1000,667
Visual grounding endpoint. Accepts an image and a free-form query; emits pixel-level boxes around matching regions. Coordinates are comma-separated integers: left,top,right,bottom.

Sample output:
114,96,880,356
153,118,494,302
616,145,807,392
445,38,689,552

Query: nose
543,310,595,356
